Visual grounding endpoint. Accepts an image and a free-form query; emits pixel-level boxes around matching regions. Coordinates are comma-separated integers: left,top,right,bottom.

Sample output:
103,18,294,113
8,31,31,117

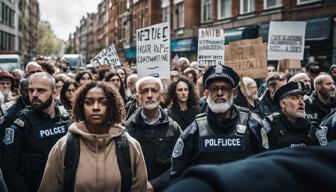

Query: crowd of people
0,56,335,192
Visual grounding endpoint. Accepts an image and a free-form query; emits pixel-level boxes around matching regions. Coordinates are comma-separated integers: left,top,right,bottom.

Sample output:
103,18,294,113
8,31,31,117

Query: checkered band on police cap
203,64,240,89
273,81,305,105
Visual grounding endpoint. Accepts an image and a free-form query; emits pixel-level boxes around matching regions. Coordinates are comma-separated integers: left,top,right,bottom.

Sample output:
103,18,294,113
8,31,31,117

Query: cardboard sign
198,28,225,67
90,45,121,68
225,39,268,79
278,59,301,72
136,22,170,79
267,21,307,60
229,37,263,47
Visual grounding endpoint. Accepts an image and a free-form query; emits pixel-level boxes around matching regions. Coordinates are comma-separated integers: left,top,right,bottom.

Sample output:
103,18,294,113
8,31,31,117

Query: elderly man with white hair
125,76,182,191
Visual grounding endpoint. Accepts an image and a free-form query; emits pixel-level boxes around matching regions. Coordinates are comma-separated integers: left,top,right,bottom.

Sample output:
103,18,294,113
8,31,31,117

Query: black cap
273,81,305,105
203,64,240,89
305,61,319,69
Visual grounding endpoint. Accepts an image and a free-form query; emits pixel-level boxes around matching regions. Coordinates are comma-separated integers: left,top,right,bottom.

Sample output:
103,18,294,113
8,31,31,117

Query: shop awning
224,25,258,44
124,47,136,60
171,38,197,52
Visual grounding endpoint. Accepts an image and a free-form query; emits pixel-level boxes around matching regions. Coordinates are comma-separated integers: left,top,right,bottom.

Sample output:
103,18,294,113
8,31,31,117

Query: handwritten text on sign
137,22,170,79
267,21,306,60
198,28,225,67
225,43,268,79
90,45,121,67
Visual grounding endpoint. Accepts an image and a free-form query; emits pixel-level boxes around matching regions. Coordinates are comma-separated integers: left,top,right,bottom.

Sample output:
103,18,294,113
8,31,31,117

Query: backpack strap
116,132,132,192
63,132,80,192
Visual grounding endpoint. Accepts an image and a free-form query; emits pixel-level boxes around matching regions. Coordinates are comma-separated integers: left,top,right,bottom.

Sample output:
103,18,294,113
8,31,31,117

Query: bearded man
125,76,182,191
305,74,336,126
170,64,261,179
1,72,70,192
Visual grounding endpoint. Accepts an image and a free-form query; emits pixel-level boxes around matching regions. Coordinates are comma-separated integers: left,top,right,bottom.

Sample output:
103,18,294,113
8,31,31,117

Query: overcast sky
39,0,101,41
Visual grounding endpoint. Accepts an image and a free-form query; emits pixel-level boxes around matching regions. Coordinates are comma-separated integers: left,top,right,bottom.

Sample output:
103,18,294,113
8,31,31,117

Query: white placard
267,21,306,61
136,22,170,79
197,28,225,67
90,44,121,67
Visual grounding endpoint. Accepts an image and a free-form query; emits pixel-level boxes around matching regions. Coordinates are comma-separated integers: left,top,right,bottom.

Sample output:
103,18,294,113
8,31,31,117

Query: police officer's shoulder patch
13,119,25,128
3,127,15,145
172,138,184,158
316,126,328,146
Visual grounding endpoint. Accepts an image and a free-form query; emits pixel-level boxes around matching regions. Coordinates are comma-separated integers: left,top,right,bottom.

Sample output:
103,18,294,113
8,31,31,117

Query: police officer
1,72,70,192
170,64,260,178
260,81,326,150
125,76,182,191
305,74,336,126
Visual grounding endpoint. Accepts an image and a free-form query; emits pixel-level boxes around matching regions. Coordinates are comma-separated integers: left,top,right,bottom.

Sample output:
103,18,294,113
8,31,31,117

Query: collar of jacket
131,107,169,128
206,105,239,134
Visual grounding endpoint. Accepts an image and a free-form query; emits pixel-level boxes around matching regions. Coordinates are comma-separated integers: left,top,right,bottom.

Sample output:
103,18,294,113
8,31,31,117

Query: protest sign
267,21,306,61
278,59,301,72
137,22,170,79
229,37,262,47
225,38,268,79
198,28,225,67
90,44,121,68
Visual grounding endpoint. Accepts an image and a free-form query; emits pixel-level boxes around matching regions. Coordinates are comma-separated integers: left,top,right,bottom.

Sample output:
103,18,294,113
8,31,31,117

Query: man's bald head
25,62,42,77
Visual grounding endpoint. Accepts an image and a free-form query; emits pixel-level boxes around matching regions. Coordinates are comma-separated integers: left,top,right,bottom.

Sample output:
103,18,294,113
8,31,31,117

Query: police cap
203,64,240,89
273,81,305,105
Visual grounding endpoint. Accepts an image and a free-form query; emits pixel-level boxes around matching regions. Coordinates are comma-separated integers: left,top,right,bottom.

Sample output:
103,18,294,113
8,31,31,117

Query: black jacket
1,106,70,192
165,141,336,192
125,107,182,191
166,105,200,130
305,91,336,125
259,90,279,116
170,106,261,179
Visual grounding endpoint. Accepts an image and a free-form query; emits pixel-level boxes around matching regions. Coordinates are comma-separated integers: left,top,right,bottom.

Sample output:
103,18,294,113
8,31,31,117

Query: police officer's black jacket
260,113,324,150
166,104,200,131
125,107,182,191
165,141,336,192
319,109,336,141
305,91,336,125
0,97,29,141
1,105,70,192
170,105,261,178
259,90,280,116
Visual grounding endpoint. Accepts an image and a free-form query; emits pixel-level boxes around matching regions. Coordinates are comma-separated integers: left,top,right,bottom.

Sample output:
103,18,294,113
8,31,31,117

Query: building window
240,0,255,14
174,2,184,29
201,0,212,23
162,6,170,22
264,0,282,9
162,0,170,23
218,0,232,19
297,0,320,4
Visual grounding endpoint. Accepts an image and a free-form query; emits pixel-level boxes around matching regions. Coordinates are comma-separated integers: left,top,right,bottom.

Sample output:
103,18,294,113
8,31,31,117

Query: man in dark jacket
165,141,336,192
170,64,261,179
125,76,182,191
1,72,70,192
259,72,287,116
305,74,336,126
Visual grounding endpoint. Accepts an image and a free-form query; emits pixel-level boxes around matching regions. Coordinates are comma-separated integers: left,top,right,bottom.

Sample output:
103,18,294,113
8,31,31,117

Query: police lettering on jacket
200,135,245,152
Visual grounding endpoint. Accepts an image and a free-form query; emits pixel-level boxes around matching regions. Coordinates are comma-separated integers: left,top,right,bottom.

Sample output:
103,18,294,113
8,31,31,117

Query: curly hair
165,76,198,108
104,71,127,103
74,70,93,84
72,81,126,126
60,79,79,111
